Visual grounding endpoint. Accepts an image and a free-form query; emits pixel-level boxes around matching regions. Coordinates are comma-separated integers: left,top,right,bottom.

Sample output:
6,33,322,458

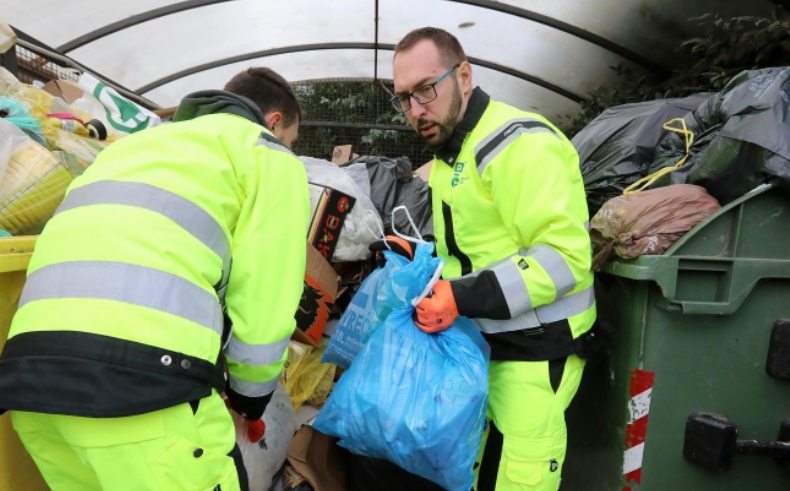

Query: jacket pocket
502,435,564,489
147,435,234,491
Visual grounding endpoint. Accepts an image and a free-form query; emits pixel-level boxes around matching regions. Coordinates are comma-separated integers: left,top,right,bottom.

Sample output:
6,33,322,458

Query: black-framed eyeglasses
390,64,460,113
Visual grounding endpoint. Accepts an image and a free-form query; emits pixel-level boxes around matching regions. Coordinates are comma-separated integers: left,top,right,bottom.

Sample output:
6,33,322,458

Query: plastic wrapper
649,67,790,204
0,119,74,235
0,68,95,141
314,243,490,491
232,384,298,491
572,94,710,216
0,96,45,145
346,156,433,239
44,115,96,140
322,251,410,369
0,18,16,55
0,115,23,182
305,363,336,408
340,162,371,198
46,129,108,176
590,184,720,269
300,156,382,262
0,68,53,122
281,339,334,412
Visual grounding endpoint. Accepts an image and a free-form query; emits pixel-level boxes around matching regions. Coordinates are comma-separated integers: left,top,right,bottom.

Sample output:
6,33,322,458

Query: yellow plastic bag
47,129,108,176
306,362,336,408
0,120,73,235
281,339,334,412
43,116,95,140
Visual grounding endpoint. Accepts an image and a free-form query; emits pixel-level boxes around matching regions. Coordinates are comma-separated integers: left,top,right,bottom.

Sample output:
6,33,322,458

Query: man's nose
409,98,426,119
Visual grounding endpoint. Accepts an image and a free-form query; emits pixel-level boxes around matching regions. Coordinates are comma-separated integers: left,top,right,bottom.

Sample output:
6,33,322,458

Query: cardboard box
331,145,353,165
287,426,347,491
307,187,356,261
42,80,85,105
414,160,433,182
293,244,339,346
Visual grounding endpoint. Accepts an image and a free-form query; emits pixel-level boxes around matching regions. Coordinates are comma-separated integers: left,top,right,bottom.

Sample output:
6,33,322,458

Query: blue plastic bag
322,250,409,369
314,243,490,491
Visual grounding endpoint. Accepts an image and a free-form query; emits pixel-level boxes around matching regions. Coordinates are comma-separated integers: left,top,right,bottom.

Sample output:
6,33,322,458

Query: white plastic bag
300,156,382,262
233,384,298,491
0,117,26,187
341,162,372,197
71,73,160,139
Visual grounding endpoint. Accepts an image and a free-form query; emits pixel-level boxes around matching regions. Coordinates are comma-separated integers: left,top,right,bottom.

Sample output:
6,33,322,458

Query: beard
414,78,463,148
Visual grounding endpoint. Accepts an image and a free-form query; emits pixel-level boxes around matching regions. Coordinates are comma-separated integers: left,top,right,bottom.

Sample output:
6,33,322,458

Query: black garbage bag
649,67,790,204
344,156,433,239
572,94,709,216
345,454,445,491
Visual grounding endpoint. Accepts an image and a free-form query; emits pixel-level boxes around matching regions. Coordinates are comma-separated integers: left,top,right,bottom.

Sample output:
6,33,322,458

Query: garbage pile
0,67,161,236
575,66,790,263
0,60,486,491
253,153,487,491
572,94,709,217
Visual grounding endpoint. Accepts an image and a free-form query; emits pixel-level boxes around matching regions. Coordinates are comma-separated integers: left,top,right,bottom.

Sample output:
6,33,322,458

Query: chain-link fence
13,44,80,86
292,80,432,168
6,33,157,111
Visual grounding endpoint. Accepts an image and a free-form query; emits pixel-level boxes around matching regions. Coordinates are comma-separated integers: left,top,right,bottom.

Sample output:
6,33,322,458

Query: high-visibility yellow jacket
0,91,309,418
430,88,596,361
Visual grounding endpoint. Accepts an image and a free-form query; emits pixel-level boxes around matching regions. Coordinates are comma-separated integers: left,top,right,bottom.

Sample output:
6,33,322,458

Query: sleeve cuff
450,271,511,320
225,385,273,421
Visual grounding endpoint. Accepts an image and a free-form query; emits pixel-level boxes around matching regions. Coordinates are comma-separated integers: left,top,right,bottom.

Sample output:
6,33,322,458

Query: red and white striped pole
623,369,655,491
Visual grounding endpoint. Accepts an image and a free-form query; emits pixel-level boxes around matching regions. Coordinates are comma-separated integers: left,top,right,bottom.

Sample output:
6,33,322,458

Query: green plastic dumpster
562,184,790,491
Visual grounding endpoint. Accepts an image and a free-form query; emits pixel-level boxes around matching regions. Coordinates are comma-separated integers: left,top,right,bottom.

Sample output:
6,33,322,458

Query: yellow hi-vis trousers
11,390,246,491
475,355,585,491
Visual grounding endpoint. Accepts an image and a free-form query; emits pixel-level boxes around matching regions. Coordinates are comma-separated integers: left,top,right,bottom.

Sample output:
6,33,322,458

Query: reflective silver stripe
56,180,229,261
229,374,279,398
535,285,595,325
527,244,577,297
474,312,539,335
20,261,223,335
490,257,532,317
256,134,293,154
584,221,590,232
475,118,560,174
474,286,595,334
225,336,290,366
474,118,537,155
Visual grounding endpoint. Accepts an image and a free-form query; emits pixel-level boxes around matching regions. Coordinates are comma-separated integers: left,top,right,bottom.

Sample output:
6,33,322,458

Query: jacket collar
172,90,267,127
434,87,490,165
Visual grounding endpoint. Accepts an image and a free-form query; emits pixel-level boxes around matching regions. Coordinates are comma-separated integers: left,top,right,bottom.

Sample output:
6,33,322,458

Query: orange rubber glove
415,280,459,333
224,396,267,443
369,235,416,267
246,418,266,443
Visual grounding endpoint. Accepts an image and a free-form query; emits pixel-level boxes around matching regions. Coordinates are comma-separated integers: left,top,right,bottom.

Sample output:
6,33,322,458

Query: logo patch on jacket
451,161,468,187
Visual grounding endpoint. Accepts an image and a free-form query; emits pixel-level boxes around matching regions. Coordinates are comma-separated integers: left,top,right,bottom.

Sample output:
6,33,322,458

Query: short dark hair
394,27,467,67
224,67,302,127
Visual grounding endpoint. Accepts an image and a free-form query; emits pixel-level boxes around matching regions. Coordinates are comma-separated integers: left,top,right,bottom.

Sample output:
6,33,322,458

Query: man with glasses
374,27,597,491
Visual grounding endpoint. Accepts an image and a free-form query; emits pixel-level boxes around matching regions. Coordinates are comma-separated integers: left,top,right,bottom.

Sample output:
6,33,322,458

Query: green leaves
292,81,428,164
560,8,790,137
